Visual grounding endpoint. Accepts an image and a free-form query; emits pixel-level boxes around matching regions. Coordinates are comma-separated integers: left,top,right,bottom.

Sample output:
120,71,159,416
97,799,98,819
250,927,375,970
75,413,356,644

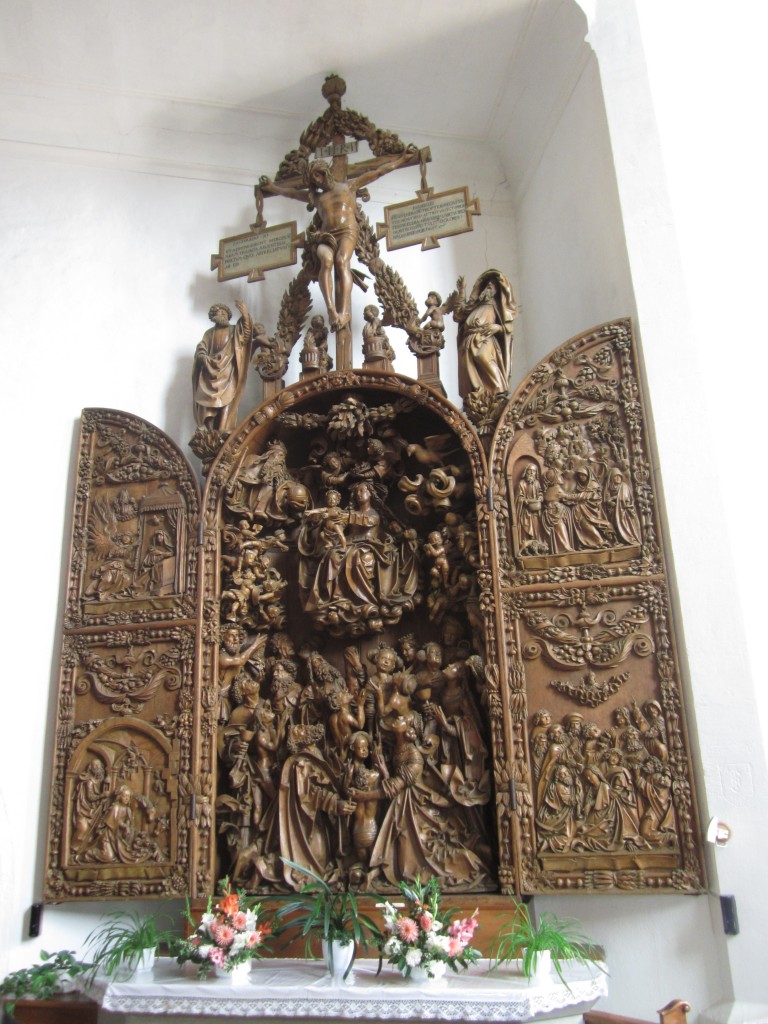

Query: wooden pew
584,998,691,1024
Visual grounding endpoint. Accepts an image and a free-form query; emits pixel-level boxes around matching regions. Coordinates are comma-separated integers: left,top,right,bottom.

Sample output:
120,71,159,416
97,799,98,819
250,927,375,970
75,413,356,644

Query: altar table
96,957,608,1024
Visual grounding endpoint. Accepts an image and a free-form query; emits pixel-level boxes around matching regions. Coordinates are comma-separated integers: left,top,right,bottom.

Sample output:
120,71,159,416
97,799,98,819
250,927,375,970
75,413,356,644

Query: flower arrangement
380,876,480,980
176,877,271,976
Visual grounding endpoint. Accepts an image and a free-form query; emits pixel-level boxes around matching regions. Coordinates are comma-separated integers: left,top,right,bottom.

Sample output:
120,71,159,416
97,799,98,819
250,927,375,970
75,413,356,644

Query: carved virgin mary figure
298,481,418,637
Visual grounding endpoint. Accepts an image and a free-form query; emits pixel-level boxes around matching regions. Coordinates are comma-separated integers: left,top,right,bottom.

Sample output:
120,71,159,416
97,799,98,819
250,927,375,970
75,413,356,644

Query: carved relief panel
199,373,511,895
45,410,201,900
490,321,705,893
45,322,706,903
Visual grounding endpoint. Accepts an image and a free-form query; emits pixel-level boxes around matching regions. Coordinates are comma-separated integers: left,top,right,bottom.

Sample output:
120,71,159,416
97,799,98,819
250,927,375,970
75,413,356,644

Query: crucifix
257,81,424,371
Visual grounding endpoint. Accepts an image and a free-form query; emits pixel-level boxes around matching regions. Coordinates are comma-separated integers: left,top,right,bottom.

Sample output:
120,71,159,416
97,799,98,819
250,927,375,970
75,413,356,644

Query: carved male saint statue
192,300,254,432
261,153,415,333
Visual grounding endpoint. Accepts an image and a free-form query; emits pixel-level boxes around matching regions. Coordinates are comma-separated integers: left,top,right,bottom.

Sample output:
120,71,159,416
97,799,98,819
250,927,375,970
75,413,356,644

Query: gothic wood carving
489,320,706,893
199,373,511,895
47,318,706,905
44,409,202,901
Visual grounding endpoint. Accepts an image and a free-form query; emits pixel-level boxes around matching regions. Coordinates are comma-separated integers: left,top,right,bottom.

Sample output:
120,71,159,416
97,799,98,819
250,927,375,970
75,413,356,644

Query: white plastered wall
1,1,766,1020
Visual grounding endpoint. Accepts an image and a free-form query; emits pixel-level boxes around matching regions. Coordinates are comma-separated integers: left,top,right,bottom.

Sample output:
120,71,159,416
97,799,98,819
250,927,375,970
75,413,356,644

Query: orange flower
219,893,240,917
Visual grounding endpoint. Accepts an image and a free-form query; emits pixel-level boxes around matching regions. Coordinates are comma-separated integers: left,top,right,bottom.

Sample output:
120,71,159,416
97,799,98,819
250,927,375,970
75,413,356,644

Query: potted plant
84,910,165,980
276,858,381,981
490,902,603,988
175,877,271,982
1,950,96,1022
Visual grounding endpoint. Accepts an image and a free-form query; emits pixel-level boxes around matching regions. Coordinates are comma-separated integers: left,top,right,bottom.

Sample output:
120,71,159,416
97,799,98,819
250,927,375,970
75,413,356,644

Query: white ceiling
0,0,589,195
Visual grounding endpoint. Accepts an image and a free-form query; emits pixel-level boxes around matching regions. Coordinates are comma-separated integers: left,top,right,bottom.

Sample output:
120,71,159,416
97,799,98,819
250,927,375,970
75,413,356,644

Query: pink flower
209,947,225,967
214,924,235,948
418,912,433,932
448,937,464,957
396,918,419,943
448,914,478,943
246,930,262,948
232,911,247,930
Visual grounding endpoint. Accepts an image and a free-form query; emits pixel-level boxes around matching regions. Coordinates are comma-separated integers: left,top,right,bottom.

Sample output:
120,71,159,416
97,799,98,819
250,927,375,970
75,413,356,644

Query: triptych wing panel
44,409,201,901
489,321,706,893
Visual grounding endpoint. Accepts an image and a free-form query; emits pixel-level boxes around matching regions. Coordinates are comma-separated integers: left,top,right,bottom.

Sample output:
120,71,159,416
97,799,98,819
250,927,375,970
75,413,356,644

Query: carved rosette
489,321,705,893
45,410,202,901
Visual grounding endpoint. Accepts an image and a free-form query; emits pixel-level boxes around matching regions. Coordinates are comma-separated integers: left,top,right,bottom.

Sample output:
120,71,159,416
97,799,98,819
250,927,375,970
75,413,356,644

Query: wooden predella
44,78,705,903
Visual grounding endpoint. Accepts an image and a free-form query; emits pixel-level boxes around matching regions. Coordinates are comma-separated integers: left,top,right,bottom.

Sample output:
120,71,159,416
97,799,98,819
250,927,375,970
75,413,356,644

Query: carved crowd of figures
531,702,677,856
212,396,494,891
217,626,493,892
514,426,642,559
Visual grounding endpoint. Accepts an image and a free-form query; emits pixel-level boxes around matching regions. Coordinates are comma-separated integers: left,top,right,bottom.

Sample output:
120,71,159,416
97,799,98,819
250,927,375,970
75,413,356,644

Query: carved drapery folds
201,374,505,894
45,321,705,902
45,410,201,900
489,320,705,893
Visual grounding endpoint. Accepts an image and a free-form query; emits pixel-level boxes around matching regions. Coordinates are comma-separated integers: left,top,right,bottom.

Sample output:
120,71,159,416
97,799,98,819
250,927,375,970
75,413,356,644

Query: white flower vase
134,948,156,974
409,961,447,988
525,948,552,984
214,960,252,984
322,939,355,982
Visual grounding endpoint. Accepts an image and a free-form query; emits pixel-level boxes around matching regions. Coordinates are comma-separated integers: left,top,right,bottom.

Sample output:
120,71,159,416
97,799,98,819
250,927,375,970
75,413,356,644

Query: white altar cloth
99,957,607,1022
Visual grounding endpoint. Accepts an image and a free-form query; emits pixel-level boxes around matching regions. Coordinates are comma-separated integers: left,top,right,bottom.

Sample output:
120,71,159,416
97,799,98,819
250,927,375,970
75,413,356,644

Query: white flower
383,937,402,956
198,945,213,958
381,902,398,931
426,933,450,954
405,949,423,967
201,913,215,927
244,910,257,931
432,921,443,933
231,933,248,951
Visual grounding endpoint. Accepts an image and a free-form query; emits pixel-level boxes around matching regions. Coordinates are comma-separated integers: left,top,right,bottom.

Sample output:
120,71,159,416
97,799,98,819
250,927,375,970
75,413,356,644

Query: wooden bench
584,998,691,1024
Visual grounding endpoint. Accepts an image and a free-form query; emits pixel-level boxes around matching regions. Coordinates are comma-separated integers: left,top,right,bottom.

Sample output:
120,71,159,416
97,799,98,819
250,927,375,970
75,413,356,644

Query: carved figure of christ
261,150,417,334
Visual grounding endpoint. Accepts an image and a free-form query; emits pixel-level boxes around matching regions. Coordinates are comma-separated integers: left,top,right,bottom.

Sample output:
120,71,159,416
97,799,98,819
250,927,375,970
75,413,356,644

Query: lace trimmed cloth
98,957,607,1020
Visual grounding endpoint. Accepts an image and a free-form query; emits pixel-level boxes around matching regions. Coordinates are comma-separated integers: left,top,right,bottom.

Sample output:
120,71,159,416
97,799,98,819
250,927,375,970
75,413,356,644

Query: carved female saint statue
453,269,517,400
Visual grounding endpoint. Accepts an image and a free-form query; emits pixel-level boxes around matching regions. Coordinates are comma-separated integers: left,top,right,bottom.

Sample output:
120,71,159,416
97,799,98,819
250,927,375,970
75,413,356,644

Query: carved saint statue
193,300,254,432
453,269,517,400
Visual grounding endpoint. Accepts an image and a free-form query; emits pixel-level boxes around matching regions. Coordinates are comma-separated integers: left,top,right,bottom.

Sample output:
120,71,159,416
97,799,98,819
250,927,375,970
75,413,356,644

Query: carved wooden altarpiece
44,80,705,904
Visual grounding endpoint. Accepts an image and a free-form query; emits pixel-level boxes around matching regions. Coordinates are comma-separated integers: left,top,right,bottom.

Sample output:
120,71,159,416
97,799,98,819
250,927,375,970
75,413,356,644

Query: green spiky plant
84,911,166,979
490,903,604,989
1,950,91,1019
276,858,382,980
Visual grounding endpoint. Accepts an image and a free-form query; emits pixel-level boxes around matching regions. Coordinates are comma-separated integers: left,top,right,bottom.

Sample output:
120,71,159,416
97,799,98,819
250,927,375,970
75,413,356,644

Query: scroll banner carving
211,223,304,284
44,409,203,901
489,320,706,894
376,187,481,252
